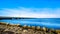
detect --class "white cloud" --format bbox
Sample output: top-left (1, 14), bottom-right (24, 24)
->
top-left (0, 7), bottom-right (60, 18)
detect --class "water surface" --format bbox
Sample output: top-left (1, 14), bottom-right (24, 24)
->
top-left (0, 18), bottom-right (60, 29)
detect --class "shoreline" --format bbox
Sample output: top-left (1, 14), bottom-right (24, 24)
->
top-left (0, 22), bottom-right (60, 34)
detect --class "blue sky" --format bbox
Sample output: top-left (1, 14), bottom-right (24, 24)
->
top-left (0, 0), bottom-right (60, 18)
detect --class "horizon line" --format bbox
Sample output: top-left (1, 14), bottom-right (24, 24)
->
top-left (0, 16), bottom-right (60, 18)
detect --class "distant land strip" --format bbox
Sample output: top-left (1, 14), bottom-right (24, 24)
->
top-left (0, 16), bottom-right (60, 20)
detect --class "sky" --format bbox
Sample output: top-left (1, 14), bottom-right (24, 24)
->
top-left (0, 0), bottom-right (60, 18)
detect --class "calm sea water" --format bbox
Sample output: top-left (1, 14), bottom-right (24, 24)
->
top-left (0, 18), bottom-right (60, 29)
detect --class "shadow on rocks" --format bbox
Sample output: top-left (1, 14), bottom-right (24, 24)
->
top-left (1, 31), bottom-right (15, 34)
top-left (0, 28), bottom-right (5, 34)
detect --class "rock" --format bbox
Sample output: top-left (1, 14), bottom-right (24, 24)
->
top-left (42, 27), bottom-right (46, 32)
top-left (36, 26), bottom-right (41, 30)
top-left (27, 25), bottom-right (31, 29)
top-left (23, 25), bottom-right (27, 29)
top-left (23, 29), bottom-right (28, 32)
top-left (0, 22), bottom-right (59, 34)
top-left (28, 29), bottom-right (35, 34)
top-left (31, 26), bottom-right (36, 30)
top-left (22, 30), bottom-right (28, 34)
top-left (2, 31), bottom-right (15, 34)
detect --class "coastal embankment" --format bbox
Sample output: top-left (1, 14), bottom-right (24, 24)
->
top-left (0, 22), bottom-right (60, 34)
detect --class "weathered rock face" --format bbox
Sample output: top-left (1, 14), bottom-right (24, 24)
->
top-left (0, 22), bottom-right (58, 34)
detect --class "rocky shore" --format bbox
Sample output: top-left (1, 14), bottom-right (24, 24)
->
top-left (0, 22), bottom-right (60, 34)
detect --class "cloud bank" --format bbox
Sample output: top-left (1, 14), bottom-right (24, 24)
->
top-left (0, 7), bottom-right (60, 18)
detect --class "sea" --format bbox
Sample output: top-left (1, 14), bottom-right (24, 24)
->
top-left (0, 18), bottom-right (60, 30)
